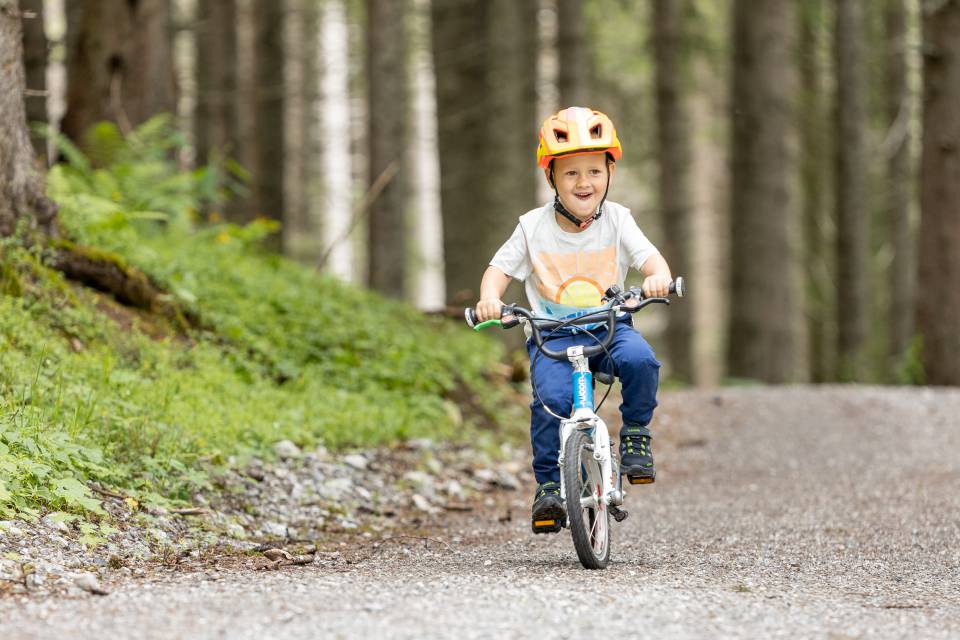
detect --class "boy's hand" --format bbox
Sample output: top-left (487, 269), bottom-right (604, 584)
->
top-left (476, 298), bottom-right (504, 322)
top-left (641, 275), bottom-right (671, 298)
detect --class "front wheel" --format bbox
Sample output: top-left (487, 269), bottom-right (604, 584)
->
top-left (563, 429), bottom-right (610, 569)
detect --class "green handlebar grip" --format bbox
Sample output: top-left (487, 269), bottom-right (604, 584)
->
top-left (473, 319), bottom-right (503, 331)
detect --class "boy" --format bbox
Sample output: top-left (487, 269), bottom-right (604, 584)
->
top-left (474, 107), bottom-right (672, 531)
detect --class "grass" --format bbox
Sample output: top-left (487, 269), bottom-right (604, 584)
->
top-left (0, 117), bottom-right (518, 519)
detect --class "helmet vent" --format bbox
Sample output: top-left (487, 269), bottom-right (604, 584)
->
top-left (590, 124), bottom-right (602, 139)
top-left (554, 129), bottom-right (568, 142)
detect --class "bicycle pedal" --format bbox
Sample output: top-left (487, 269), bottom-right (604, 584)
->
top-left (532, 517), bottom-right (565, 534)
top-left (626, 475), bottom-right (655, 485)
top-left (609, 505), bottom-right (628, 522)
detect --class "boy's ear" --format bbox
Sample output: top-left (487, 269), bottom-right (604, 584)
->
top-left (544, 167), bottom-right (554, 188)
top-left (608, 162), bottom-right (616, 180)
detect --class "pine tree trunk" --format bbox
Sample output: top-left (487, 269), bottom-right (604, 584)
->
top-left (252, 0), bottom-right (285, 249)
top-left (366, 0), bottom-right (408, 297)
top-left (432, 0), bottom-right (537, 305)
top-left (834, 0), bottom-right (869, 381)
top-left (483, 0), bottom-right (538, 255)
top-left (0, 1), bottom-right (57, 238)
top-left (432, 0), bottom-right (490, 304)
top-left (652, 0), bottom-right (693, 383)
top-left (727, 0), bottom-right (801, 383)
top-left (300, 0), bottom-right (322, 263)
top-left (194, 0), bottom-right (238, 172)
top-left (800, 0), bottom-right (834, 382)
top-left (62, 0), bottom-right (176, 141)
top-left (557, 0), bottom-right (589, 107)
top-left (20, 0), bottom-right (45, 160)
top-left (916, 0), bottom-right (960, 385)
top-left (885, 0), bottom-right (914, 377)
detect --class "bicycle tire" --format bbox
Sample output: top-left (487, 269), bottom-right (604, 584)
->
top-left (563, 429), bottom-right (611, 569)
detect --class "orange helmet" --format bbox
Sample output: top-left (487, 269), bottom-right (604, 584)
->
top-left (536, 107), bottom-right (623, 169)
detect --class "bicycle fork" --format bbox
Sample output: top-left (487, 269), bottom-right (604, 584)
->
top-left (557, 347), bottom-right (626, 520)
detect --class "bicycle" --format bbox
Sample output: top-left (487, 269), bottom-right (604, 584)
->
top-left (465, 278), bottom-right (684, 569)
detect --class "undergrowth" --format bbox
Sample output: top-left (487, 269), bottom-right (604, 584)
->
top-left (0, 116), bottom-right (516, 520)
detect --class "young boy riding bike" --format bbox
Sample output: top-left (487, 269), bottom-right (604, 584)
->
top-left (473, 107), bottom-right (673, 532)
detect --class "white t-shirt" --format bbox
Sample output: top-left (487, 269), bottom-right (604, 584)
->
top-left (490, 200), bottom-right (660, 322)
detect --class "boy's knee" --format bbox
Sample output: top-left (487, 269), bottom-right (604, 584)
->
top-left (618, 341), bottom-right (660, 374)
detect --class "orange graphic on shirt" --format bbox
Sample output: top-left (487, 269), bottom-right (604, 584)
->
top-left (533, 245), bottom-right (618, 308)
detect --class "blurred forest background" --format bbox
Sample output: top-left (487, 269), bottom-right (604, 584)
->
top-left (3, 0), bottom-right (959, 387)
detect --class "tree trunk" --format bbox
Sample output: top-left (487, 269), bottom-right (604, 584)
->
top-left (885, 0), bottom-right (915, 378)
top-left (252, 0), bottom-right (285, 249)
top-left (432, 0), bottom-right (537, 305)
top-left (432, 0), bottom-right (490, 304)
top-left (194, 0), bottom-right (238, 175)
top-left (0, 0), bottom-right (57, 237)
top-left (366, 0), bottom-right (408, 297)
top-left (652, 0), bottom-right (694, 383)
top-left (62, 0), bottom-right (176, 142)
top-left (834, 0), bottom-right (869, 381)
top-left (727, 0), bottom-right (801, 383)
top-left (20, 0), bottom-right (45, 160)
top-left (483, 0), bottom-right (538, 263)
top-left (557, 0), bottom-right (590, 107)
top-left (800, 0), bottom-right (834, 382)
top-left (916, 0), bottom-right (960, 385)
top-left (299, 0), bottom-right (322, 263)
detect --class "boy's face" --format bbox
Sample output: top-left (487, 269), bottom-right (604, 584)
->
top-left (547, 153), bottom-right (615, 219)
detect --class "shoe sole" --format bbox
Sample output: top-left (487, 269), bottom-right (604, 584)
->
top-left (622, 465), bottom-right (655, 485)
top-left (531, 501), bottom-right (566, 534)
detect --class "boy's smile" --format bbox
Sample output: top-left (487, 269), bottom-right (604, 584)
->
top-left (548, 153), bottom-right (615, 225)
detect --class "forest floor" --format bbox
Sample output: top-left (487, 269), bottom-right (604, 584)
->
top-left (2, 386), bottom-right (959, 639)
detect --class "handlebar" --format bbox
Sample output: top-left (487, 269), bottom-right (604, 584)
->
top-left (464, 277), bottom-right (685, 361)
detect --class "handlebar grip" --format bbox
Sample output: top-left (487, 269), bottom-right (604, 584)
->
top-left (464, 306), bottom-right (520, 330)
top-left (464, 307), bottom-right (478, 328)
top-left (671, 277), bottom-right (685, 298)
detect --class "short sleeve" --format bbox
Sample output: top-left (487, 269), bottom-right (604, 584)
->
top-left (489, 223), bottom-right (532, 281)
top-left (621, 211), bottom-right (660, 271)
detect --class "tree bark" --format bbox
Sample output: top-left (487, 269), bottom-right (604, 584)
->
top-left (557, 0), bottom-right (590, 107)
top-left (366, 0), bottom-right (408, 297)
top-left (727, 0), bottom-right (801, 383)
top-left (194, 0), bottom-right (238, 170)
top-left (432, 0), bottom-right (537, 305)
top-left (432, 0), bottom-right (490, 304)
top-left (800, 0), bottom-right (834, 382)
top-left (652, 0), bottom-right (694, 383)
top-left (0, 0), bottom-right (57, 237)
top-left (20, 0), bottom-right (45, 160)
top-left (917, 0), bottom-right (960, 385)
top-left (62, 0), bottom-right (176, 142)
top-left (252, 0), bottom-right (285, 248)
top-left (885, 0), bottom-right (915, 377)
top-left (834, 0), bottom-right (869, 381)
top-left (483, 0), bottom-right (538, 267)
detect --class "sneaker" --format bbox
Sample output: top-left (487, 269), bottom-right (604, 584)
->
top-left (620, 424), bottom-right (655, 484)
top-left (531, 481), bottom-right (565, 534)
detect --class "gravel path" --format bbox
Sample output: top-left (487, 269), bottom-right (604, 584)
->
top-left (3, 386), bottom-right (960, 639)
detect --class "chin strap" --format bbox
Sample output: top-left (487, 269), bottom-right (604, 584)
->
top-left (550, 165), bottom-right (612, 230)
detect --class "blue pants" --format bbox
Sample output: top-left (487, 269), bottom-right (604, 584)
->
top-left (526, 316), bottom-right (661, 485)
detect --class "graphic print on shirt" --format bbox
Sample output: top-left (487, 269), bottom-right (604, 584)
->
top-left (532, 245), bottom-right (618, 320)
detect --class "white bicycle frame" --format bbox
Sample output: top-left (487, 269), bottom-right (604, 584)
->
top-left (551, 345), bottom-right (624, 510)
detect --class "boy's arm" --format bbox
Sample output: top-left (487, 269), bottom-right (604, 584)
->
top-left (476, 266), bottom-right (513, 322)
top-left (639, 254), bottom-right (672, 298)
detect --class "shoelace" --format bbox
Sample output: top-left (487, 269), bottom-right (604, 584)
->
top-left (536, 482), bottom-right (561, 499)
top-left (624, 435), bottom-right (651, 457)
